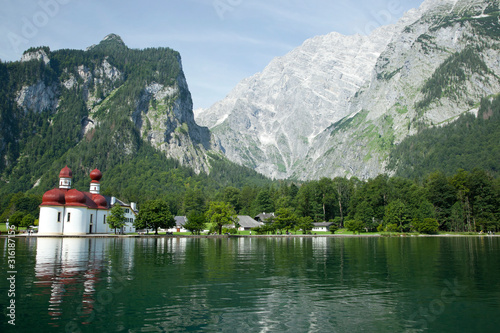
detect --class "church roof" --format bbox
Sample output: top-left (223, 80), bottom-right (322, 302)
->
top-left (41, 166), bottom-right (109, 209)
top-left (41, 189), bottom-right (109, 209)
top-left (41, 188), bottom-right (66, 206)
top-left (90, 168), bottom-right (102, 182)
top-left (59, 166), bottom-right (73, 178)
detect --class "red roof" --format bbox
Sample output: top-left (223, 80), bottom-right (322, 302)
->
top-left (40, 166), bottom-right (109, 209)
top-left (66, 189), bottom-right (87, 206)
top-left (41, 189), bottom-right (108, 209)
top-left (41, 188), bottom-right (66, 206)
top-left (59, 166), bottom-right (73, 178)
top-left (89, 168), bottom-right (102, 182)
top-left (93, 194), bottom-right (108, 209)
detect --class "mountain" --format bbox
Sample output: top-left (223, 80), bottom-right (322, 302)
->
top-left (196, 0), bottom-right (500, 180)
top-left (0, 34), bottom-right (229, 197)
top-left (387, 93), bottom-right (500, 179)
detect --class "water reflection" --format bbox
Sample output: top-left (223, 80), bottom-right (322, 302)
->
top-left (0, 236), bottom-right (499, 332)
top-left (32, 238), bottom-right (136, 330)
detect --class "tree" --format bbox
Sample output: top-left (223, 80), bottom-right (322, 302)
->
top-left (318, 177), bottom-right (337, 221)
top-left (384, 199), bottom-right (410, 232)
top-left (414, 218), bottom-right (439, 234)
top-left (449, 202), bottom-right (465, 232)
top-left (273, 207), bottom-right (297, 233)
top-left (184, 211), bottom-right (206, 235)
top-left (348, 175), bottom-right (389, 225)
top-left (425, 171), bottom-right (456, 224)
top-left (107, 204), bottom-right (126, 234)
top-left (135, 200), bottom-right (175, 235)
top-left (344, 219), bottom-right (364, 234)
top-left (450, 169), bottom-right (474, 230)
top-left (8, 211), bottom-right (25, 230)
top-left (468, 169), bottom-right (498, 232)
top-left (297, 216), bottom-right (314, 234)
top-left (15, 194), bottom-right (42, 218)
top-left (239, 186), bottom-right (258, 215)
top-left (205, 201), bottom-right (238, 235)
top-left (182, 187), bottom-right (205, 215)
top-left (295, 182), bottom-right (323, 220)
top-left (252, 222), bottom-right (276, 235)
top-left (333, 177), bottom-right (353, 227)
top-left (354, 200), bottom-right (376, 231)
top-left (223, 187), bottom-right (241, 212)
top-left (0, 193), bottom-right (41, 223)
top-left (21, 214), bottom-right (35, 229)
top-left (255, 190), bottom-right (273, 214)
top-left (329, 223), bottom-right (338, 234)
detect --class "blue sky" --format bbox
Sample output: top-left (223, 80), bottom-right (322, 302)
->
top-left (0, 0), bottom-right (424, 110)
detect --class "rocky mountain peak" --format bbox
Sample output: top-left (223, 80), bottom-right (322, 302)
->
top-left (21, 47), bottom-right (50, 64)
top-left (102, 33), bottom-right (125, 44)
top-left (87, 33), bottom-right (127, 53)
top-left (195, 4), bottom-right (415, 179)
top-left (196, 0), bottom-right (499, 180)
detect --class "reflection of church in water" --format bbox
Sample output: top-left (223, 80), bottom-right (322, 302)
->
top-left (34, 238), bottom-right (134, 327)
top-left (38, 166), bottom-right (137, 235)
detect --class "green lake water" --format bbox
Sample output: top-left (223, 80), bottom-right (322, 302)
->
top-left (1, 236), bottom-right (499, 332)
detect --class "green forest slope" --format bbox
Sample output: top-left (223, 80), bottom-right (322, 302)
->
top-left (389, 94), bottom-right (500, 179)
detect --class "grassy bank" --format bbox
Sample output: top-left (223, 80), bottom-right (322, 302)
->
top-left (0, 225), bottom-right (490, 237)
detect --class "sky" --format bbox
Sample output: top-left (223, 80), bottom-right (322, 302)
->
top-left (0, 0), bottom-right (425, 110)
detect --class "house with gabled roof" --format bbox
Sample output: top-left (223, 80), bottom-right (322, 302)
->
top-left (237, 215), bottom-right (263, 231)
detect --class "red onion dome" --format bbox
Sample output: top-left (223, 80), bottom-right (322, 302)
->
top-left (89, 168), bottom-right (102, 182)
top-left (93, 194), bottom-right (108, 209)
top-left (41, 189), bottom-right (66, 206)
top-left (65, 189), bottom-right (86, 205)
top-left (59, 166), bottom-right (73, 178)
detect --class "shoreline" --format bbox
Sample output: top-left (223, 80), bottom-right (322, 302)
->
top-left (1, 233), bottom-right (498, 239)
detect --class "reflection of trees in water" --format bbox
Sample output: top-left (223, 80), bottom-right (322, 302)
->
top-left (10, 237), bottom-right (499, 332)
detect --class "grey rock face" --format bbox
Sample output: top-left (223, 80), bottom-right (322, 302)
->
top-left (197, 28), bottom-right (399, 179)
top-left (16, 81), bottom-right (59, 114)
top-left (132, 61), bottom-right (217, 174)
top-left (21, 49), bottom-right (50, 64)
top-left (197, 0), bottom-right (500, 180)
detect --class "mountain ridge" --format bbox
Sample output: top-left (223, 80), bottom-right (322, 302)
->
top-left (196, 0), bottom-right (500, 180)
top-left (0, 34), bottom-right (223, 196)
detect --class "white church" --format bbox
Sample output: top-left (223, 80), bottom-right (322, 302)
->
top-left (38, 166), bottom-right (137, 235)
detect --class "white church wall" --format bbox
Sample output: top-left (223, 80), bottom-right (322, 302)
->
top-left (63, 207), bottom-right (88, 235)
top-left (38, 206), bottom-right (64, 235)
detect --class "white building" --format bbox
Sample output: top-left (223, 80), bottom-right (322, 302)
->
top-left (162, 216), bottom-right (188, 233)
top-left (312, 222), bottom-right (333, 232)
top-left (38, 166), bottom-right (137, 235)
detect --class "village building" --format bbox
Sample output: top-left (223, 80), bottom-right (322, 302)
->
top-left (312, 222), bottom-right (333, 232)
top-left (38, 166), bottom-right (137, 235)
top-left (254, 212), bottom-right (274, 223)
top-left (165, 216), bottom-right (189, 233)
top-left (237, 216), bottom-right (263, 231)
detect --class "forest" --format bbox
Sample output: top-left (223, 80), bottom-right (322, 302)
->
top-left (2, 167), bottom-right (498, 234)
top-left (389, 94), bottom-right (500, 179)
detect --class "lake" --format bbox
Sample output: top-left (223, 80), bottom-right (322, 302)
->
top-left (1, 236), bottom-right (499, 332)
